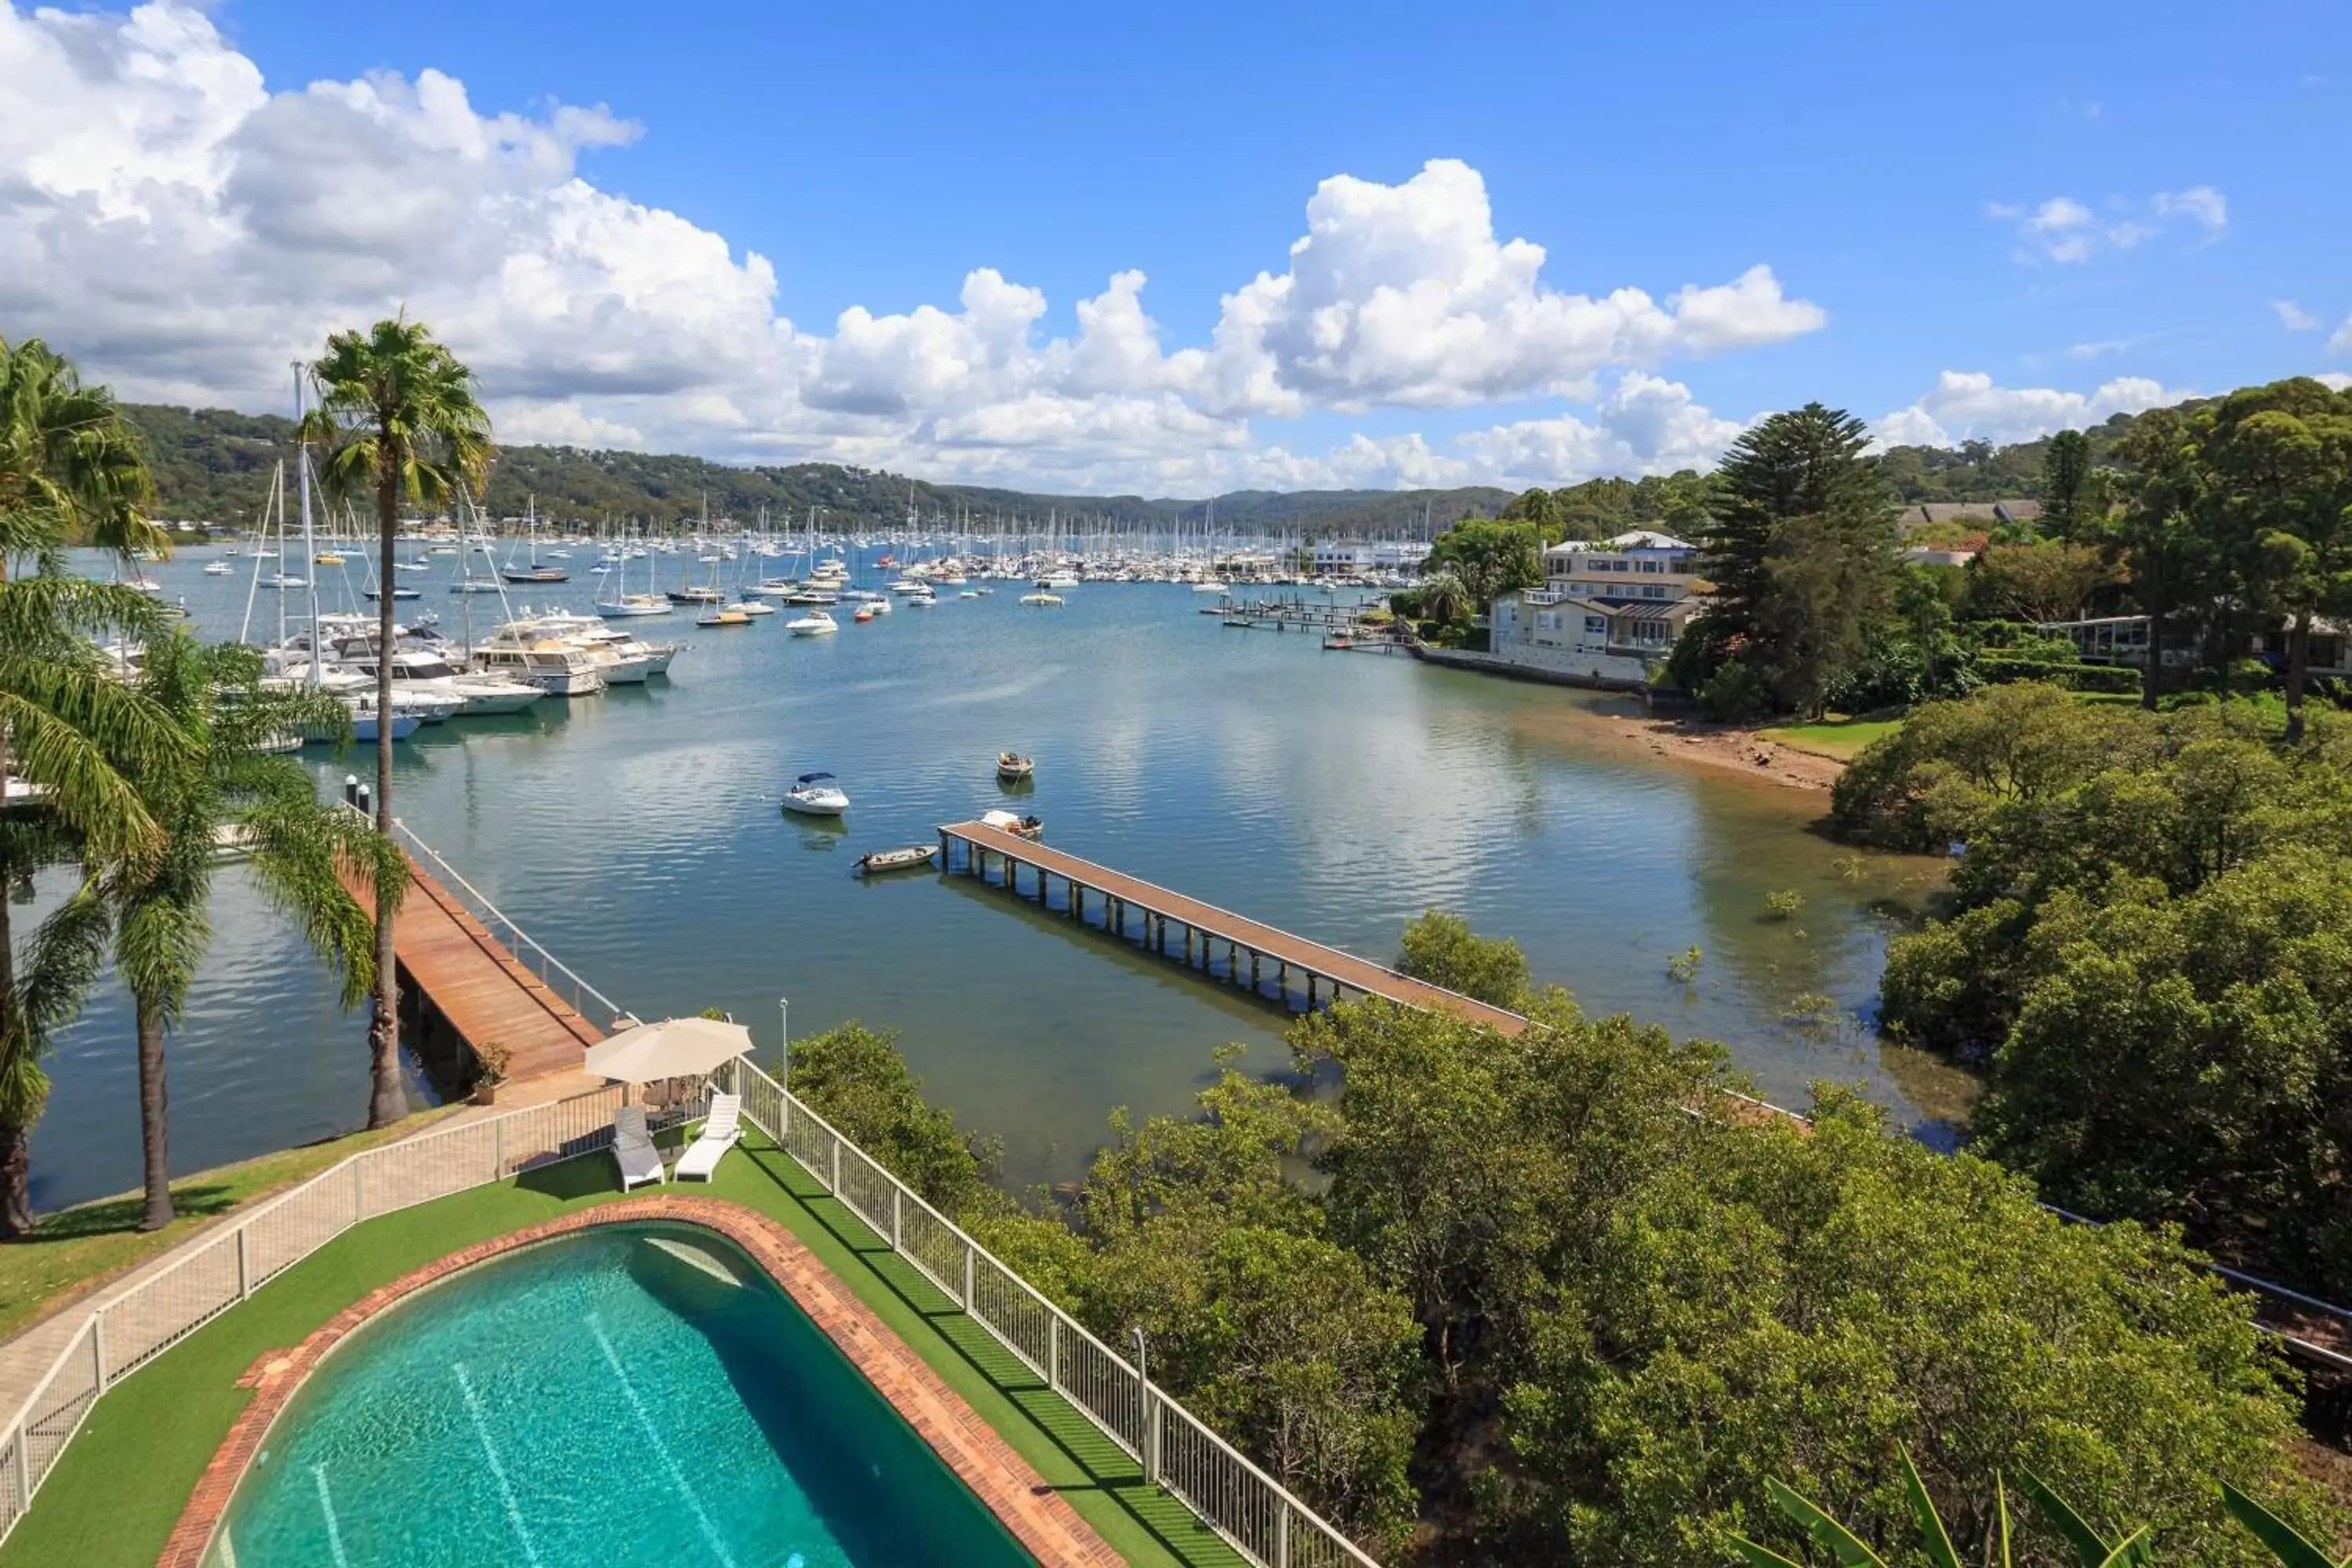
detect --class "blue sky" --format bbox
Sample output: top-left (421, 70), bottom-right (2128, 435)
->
top-left (2, 0), bottom-right (2346, 493)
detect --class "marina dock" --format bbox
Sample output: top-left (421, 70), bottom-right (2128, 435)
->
top-left (935, 820), bottom-right (1526, 1033)
top-left (342, 829), bottom-right (608, 1086)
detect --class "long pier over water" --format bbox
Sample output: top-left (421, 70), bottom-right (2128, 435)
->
top-left (938, 818), bottom-right (1527, 1032)
top-left (935, 818), bottom-right (2352, 1377)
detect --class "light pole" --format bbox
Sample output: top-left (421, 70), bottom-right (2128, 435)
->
top-left (777, 995), bottom-right (790, 1087)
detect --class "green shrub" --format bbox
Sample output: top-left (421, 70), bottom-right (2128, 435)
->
top-left (1976, 656), bottom-right (2140, 693)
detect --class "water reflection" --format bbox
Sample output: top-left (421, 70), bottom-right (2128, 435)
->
top-left (31, 553), bottom-right (1951, 1209)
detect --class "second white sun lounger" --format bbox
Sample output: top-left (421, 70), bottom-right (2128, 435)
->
top-left (673, 1092), bottom-right (741, 1181)
top-left (612, 1104), bottom-right (665, 1190)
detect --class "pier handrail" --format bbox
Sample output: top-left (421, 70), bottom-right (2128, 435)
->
top-left (385, 816), bottom-right (626, 1025)
top-left (718, 1051), bottom-right (1381, 1568)
top-left (0, 1083), bottom-right (629, 1548)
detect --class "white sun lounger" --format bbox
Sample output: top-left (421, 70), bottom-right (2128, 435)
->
top-left (673, 1092), bottom-right (741, 1181)
top-left (612, 1104), bottom-right (666, 1190)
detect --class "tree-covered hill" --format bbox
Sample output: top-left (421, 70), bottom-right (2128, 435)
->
top-left (125, 395), bottom-right (2194, 535)
top-left (123, 402), bottom-right (1509, 535)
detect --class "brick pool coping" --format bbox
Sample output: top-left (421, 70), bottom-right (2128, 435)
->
top-left (157, 1196), bottom-right (1125, 1567)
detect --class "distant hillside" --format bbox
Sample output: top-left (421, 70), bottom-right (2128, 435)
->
top-left (124, 404), bottom-right (1508, 536)
top-left (124, 396), bottom-right (2196, 535)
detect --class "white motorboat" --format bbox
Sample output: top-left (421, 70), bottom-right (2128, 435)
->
top-left (787, 610), bottom-right (838, 637)
top-left (732, 598), bottom-right (778, 617)
top-left (980, 808), bottom-right (1044, 840)
top-left (782, 771), bottom-right (849, 816)
top-left (203, 561), bottom-right (233, 576)
top-left (1192, 580), bottom-right (1229, 593)
top-left (470, 637), bottom-right (607, 696)
top-left (1019, 592), bottom-right (1064, 607)
top-left (340, 648), bottom-right (544, 717)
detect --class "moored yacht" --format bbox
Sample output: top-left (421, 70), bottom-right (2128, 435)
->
top-left (782, 771), bottom-right (849, 815)
top-left (470, 632), bottom-right (607, 695)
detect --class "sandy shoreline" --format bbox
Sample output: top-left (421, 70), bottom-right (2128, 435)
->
top-left (1509, 696), bottom-right (1851, 793)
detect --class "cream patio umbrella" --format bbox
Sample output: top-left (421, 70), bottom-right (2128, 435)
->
top-left (585, 1016), bottom-right (754, 1104)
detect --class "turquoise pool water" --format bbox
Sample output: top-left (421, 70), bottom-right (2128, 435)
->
top-left (206, 1224), bottom-right (1032, 1567)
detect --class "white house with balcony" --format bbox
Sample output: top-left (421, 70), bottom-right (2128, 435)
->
top-left (1484, 529), bottom-right (1708, 685)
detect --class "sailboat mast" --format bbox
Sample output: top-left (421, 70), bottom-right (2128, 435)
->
top-left (294, 362), bottom-right (321, 690)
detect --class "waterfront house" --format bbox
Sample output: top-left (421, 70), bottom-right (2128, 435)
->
top-left (1485, 529), bottom-right (1708, 685)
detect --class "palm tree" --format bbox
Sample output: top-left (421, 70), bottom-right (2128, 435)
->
top-left (40, 635), bottom-right (399, 1229)
top-left (1416, 570), bottom-right (1473, 629)
top-left (302, 318), bottom-right (492, 1128)
top-left (0, 335), bottom-right (189, 1237)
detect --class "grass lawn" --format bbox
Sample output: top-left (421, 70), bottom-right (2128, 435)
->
top-left (0, 1131), bottom-right (1240, 1568)
top-left (1758, 715), bottom-right (1907, 760)
top-left (0, 1105), bottom-right (468, 1345)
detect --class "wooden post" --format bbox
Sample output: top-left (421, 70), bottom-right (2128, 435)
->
top-left (1308, 972), bottom-right (1319, 1007)
top-left (1185, 925), bottom-right (1194, 966)
top-left (1251, 949), bottom-right (1261, 989)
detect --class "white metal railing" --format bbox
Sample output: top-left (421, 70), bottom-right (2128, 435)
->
top-left (717, 1054), bottom-right (1380, 1568)
top-left (385, 817), bottom-right (627, 1026)
top-left (0, 1084), bottom-right (627, 1547)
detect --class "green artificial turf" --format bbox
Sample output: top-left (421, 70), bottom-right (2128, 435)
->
top-left (2, 1131), bottom-right (1240, 1568)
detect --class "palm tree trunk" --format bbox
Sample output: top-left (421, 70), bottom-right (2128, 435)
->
top-left (367, 460), bottom-right (403, 1128)
top-left (0, 891), bottom-right (31, 1240)
top-left (0, 542), bottom-right (27, 1240)
top-left (2285, 606), bottom-right (2312, 744)
top-left (136, 996), bottom-right (172, 1230)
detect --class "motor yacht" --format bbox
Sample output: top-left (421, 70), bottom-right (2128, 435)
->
top-left (787, 609), bottom-right (839, 636)
top-left (339, 646), bottom-right (545, 716)
top-left (469, 633), bottom-right (607, 696)
top-left (782, 771), bottom-right (849, 815)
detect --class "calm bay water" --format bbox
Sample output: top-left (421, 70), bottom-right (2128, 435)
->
top-left (27, 549), bottom-right (1958, 1211)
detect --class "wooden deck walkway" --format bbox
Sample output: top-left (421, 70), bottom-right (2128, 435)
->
top-left (342, 851), bottom-right (604, 1084)
top-left (937, 820), bottom-right (1528, 1034)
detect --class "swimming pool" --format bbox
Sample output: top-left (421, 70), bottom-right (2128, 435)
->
top-left (204, 1223), bottom-right (1033, 1566)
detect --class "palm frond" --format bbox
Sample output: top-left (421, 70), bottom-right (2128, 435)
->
top-left (242, 800), bottom-right (385, 1007)
top-left (0, 882), bottom-right (115, 1120)
top-left (2220, 1483), bottom-right (2344, 1568)
top-left (1765, 1479), bottom-right (1889, 1568)
top-left (1897, 1446), bottom-right (1962, 1568)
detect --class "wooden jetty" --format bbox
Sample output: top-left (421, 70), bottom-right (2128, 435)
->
top-left (340, 848), bottom-right (604, 1085)
top-left (936, 819), bottom-right (1526, 1033)
top-left (935, 819), bottom-right (2352, 1374)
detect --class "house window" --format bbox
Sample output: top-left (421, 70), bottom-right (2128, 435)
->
top-left (1644, 584), bottom-right (1666, 599)
top-left (1584, 615), bottom-right (1607, 633)
top-left (1638, 559), bottom-right (1661, 572)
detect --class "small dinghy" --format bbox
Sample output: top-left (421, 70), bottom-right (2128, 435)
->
top-left (858, 844), bottom-right (940, 875)
top-left (996, 751), bottom-right (1033, 782)
top-left (981, 808), bottom-right (1044, 841)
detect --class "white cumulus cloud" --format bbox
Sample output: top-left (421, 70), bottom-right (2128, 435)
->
top-left (0, 2), bottom-right (1829, 494)
top-left (2275, 300), bottom-right (2321, 332)
top-left (1875, 370), bottom-right (2194, 448)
